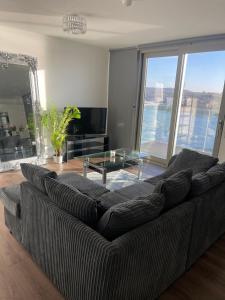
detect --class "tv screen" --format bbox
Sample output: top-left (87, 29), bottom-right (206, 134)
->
top-left (67, 107), bottom-right (107, 135)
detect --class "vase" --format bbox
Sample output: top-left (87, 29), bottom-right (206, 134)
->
top-left (53, 155), bottom-right (63, 164)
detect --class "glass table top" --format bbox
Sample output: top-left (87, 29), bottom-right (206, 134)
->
top-left (75, 148), bottom-right (148, 171)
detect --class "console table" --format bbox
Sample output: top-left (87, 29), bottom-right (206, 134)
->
top-left (65, 135), bottom-right (109, 161)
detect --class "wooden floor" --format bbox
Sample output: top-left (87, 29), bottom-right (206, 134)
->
top-left (0, 160), bottom-right (225, 300)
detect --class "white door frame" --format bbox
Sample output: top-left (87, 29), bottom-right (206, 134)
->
top-left (213, 81), bottom-right (225, 156)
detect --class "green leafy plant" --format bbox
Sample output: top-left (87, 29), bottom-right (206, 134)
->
top-left (41, 105), bottom-right (81, 157)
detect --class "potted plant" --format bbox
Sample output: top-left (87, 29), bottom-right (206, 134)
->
top-left (41, 105), bottom-right (81, 163)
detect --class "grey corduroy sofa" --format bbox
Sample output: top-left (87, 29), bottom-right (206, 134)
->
top-left (1, 148), bottom-right (225, 300)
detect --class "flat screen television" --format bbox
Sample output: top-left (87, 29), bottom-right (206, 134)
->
top-left (66, 107), bottom-right (107, 135)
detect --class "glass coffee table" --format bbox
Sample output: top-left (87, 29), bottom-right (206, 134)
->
top-left (76, 148), bottom-right (148, 184)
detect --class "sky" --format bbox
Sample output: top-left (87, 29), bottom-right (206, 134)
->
top-left (146, 51), bottom-right (225, 94)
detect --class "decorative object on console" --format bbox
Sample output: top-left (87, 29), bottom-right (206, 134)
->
top-left (63, 14), bottom-right (87, 34)
top-left (41, 105), bottom-right (81, 163)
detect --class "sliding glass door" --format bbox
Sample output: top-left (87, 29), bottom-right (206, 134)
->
top-left (175, 51), bottom-right (225, 155)
top-left (139, 55), bottom-right (179, 160)
top-left (138, 49), bottom-right (225, 164)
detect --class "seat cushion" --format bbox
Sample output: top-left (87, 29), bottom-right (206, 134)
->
top-left (45, 177), bottom-right (98, 226)
top-left (154, 169), bottom-right (193, 211)
top-left (191, 163), bottom-right (225, 196)
top-left (164, 149), bottom-right (218, 176)
top-left (97, 193), bottom-right (165, 240)
top-left (57, 172), bottom-right (109, 200)
top-left (20, 163), bottom-right (57, 193)
top-left (97, 192), bottom-right (130, 215)
top-left (0, 184), bottom-right (21, 217)
top-left (116, 182), bottom-right (155, 199)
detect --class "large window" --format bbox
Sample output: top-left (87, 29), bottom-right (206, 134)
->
top-left (139, 47), bottom-right (225, 164)
top-left (140, 56), bottom-right (178, 159)
top-left (176, 51), bottom-right (225, 154)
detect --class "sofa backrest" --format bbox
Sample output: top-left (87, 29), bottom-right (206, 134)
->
top-left (165, 148), bottom-right (218, 177)
top-left (190, 163), bottom-right (225, 196)
top-left (187, 180), bottom-right (225, 268)
top-left (45, 177), bottom-right (98, 227)
top-left (20, 163), bottom-right (57, 193)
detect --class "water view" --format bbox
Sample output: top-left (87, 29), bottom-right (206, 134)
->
top-left (141, 103), bottom-right (218, 156)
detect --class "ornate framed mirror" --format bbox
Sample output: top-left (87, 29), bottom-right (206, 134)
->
top-left (0, 51), bottom-right (44, 172)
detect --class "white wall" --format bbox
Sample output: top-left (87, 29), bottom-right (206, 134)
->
top-left (0, 25), bottom-right (109, 110)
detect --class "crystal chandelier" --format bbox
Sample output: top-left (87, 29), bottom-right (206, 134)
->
top-left (121, 0), bottom-right (133, 6)
top-left (63, 14), bottom-right (87, 34)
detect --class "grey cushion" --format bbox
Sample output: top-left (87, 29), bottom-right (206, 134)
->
top-left (97, 193), bottom-right (165, 240)
top-left (0, 184), bottom-right (21, 217)
top-left (168, 154), bottom-right (178, 166)
top-left (97, 192), bottom-right (130, 215)
top-left (57, 172), bottom-right (109, 200)
top-left (154, 169), bottom-right (193, 211)
top-left (191, 163), bottom-right (225, 196)
top-left (165, 149), bottom-right (218, 176)
top-left (116, 182), bottom-right (155, 199)
top-left (20, 163), bottom-right (57, 193)
top-left (45, 177), bottom-right (98, 226)
top-left (144, 173), bottom-right (166, 185)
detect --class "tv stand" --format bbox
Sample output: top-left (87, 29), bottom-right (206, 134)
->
top-left (65, 135), bottom-right (109, 161)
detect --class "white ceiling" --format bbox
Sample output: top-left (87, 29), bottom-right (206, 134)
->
top-left (0, 0), bottom-right (225, 49)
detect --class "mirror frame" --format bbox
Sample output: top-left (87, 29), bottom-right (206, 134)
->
top-left (0, 51), bottom-right (44, 170)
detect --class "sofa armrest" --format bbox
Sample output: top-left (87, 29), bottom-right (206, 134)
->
top-left (111, 202), bottom-right (194, 299)
top-left (20, 182), bottom-right (118, 300)
top-left (187, 182), bottom-right (225, 268)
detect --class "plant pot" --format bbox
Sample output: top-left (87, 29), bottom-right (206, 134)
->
top-left (53, 155), bottom-right (63, 164)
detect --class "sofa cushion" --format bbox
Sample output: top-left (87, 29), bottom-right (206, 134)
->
top-left (191, 163), bottom-right (225, 196)
top-left (168, 154), bottom-right (178, 166)
top-left (20, 163), bottom-right (57, 193)
top-left (97, 192), bottom-right (130, 215)
top-left (97, 193), bottom-right (165, 240)
top-left (0, 184), bottom-right (21, 217)
top-left (164, 149), bottom-right (218, 176)
top-left (115, 182), bottom-right (155, 199)
top-left (57, 172), bottom-right (109, 200)
top-left (154, 169), bottom-right (193, 211)
top-left (144, 173), bottom-right (166, 185)
top-left (45, 177), bottom-right (98, 226)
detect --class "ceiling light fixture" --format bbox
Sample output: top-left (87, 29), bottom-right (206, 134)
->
top-left (121, 0), bottom-right (133, 6)
top-left (63, 14), bottom-right (87, 34)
